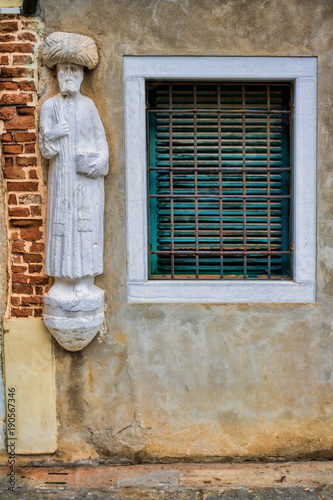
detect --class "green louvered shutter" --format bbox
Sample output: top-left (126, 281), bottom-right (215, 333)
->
top-left (147, 82), bottom-right (292, 279)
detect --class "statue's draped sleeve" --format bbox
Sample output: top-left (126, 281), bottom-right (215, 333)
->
top-left (90, 100), bottom-right (109, 176)
top-left (39, 99), bottom-right (60, 159)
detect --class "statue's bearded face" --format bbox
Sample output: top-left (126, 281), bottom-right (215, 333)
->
top-left (56, 62), bottom-right (84, 96)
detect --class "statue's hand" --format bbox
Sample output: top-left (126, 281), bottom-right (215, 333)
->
top-left (49, 121), bottom-right (69, 140)
top-left (85, 164), bottom-right (100, 179)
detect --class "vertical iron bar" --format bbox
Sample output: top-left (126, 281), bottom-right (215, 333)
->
top-left (218, 84), bottom-right (223, 278)
top-left (242, 85), bottom-right (247, 278)
top-left (267, 85), bottom-right (271, 278)
top-left (194, 85), bottom-right (199, 278)
top-left (169, 84), bottom-right (175, 278)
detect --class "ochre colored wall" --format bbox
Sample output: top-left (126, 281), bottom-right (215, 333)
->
top-left (4, 0), bottom-right (333, 462)
top-left (0, 1), bottom-right (21, 7)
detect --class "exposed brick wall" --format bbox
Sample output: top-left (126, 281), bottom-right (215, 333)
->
top-left (1, 14), bottom-right (50, 318)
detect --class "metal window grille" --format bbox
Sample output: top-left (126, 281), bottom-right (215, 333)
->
top-left (147, 82), bottom-right (292, 280)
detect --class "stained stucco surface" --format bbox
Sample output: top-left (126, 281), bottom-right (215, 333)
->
top-left (36, 0), bottom-right (333, 462)
top-left (0, 129), bottom-right (8, 453)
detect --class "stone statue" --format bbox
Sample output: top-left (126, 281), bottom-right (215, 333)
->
top-left (40, 32), bottom-right (108, 351)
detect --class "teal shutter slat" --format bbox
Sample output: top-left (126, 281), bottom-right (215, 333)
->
top-left (147, 83), bottom-right (292, 279)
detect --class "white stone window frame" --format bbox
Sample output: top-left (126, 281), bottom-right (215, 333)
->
top-left (124, 56), bottom-right (317, 303)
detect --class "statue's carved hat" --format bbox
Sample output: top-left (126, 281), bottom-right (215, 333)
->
top-left (43, 32), bottom-right (99, 70)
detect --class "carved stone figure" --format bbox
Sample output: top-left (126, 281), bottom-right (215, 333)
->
top-left (40, 32), bottom-right (108, 351)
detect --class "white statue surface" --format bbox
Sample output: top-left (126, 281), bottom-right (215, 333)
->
top-left (40, 32), bottom-right (108, 351)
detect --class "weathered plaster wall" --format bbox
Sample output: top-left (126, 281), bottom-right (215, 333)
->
top-left (0, 0), bottom-right (21, 7)
top-left (38, 0), bottom-right (333, 462)
top-left (0, 152), bottom-right (7, 452)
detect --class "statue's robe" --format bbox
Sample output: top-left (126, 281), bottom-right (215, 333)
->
top-left (40, 92), bottom-right (109, 278)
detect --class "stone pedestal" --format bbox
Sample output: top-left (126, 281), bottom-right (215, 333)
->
top-left (44, 279), bottom-right (104, 351)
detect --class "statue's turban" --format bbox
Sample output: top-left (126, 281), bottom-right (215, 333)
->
top-left (43, 32), bottom-right (99, 70)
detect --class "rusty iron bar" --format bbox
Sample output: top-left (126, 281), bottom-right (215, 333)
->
top-left (150, 250), bottom-right (292, 255)
top-left (169, 84), bottom-right (175, 278)
top-left (149, 194), bottom-right (290, 199)
top-left (242, 85), bottom-right (247, 278)
top-left (148, 109), bottom-right (291, 114)
top-left (193, 85), bottom-right (199, 278)
top-left (267, 85), bottom-right (272, 278)
top-left (218, 84), bottom-right (224, 278)
top-left (148, 81), bottom-right (291, 86)
top-left (148, 167), bottom-right (291, 172)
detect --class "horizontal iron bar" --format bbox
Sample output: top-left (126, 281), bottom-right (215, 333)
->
top-left (149, 194), bottom-right (290, 199)
top-left (149, 109), bottom-right (291, 114)
top-left (149, 167), bottom-right (291, 172)
top-left (150, 250), bottom-right (291, 255)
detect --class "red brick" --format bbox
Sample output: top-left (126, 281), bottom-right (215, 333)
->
top-left (21, 296), bottom-right (43, 305)
top-left (3, 144), bottom-right (23, 154)
top-left (0, 82), bottom-right (19, 91)
top-left (5, 116), bottom-right (35, 130)
top-left (21, 20), bottom-right (35, 29)
top-left (30, 205), bottom-right (41, 215)
top-left (1, 133), bottom-right (13, 142)
top-left (0, 14), bottom-right (18, 19)
top-left (11, 297), bottom-right (21, 306)
top-left (28, 264), bottom-right (42, 273)
top-left (4, 167), bottom-right (26, 180)
top-left (16, 156), bottom-right (37, 166)
top-left (34, 286), bottom-right (43, 295)
top-left (18, 32), bottom-right (37, 42)
top-left (19, 81), bottom-right (36, 91)
top-left (7, 181), bottom-right (38, 191)
top-left (1, 21), bottom-right (18, 33)
top-left (23, 253), bottom-right (43, 263)
top-left (8, 193), bottom-right (17, 205)
top-left (17, 106), bottom-right (35, 116)
top-left (12, 283), bottom-right (33, 294)
top-left (19, 193), bottom-right (42, 204)
top-left (29, 169), bottom-right (38, 179)
top-left (12, 273), bottom-right (29, 283)
top-left (12, 308), bottom-right (33, 317)
top-left (0, 93), bottom-right (32, 105)
top-left (0, 43), bottom-right (34, 53)
top-left (30, 242), bottom-right (44, 252)
top-left (20, 227), bottom-right (43, 241)
top-left (12, 254), bottom-right (22, 264)
top-left (25, 144), bottom-right (36, 154)
top-left (13, 54), bottom-right (33, 65)
top-left (0, 67), bottom-right (30, 78)
top-left (33, 308), bottom-right (43, 317)
top-left (9, 207), bottom-right (30, 217)
top-left (4, 157), bottom-right (14, 168)
top-left (12, 240), bottom-right (26, 252)
top-left (0, 55), bottom-right (9, 65)
top-left (12, 265), bottom-right (27, 273)
top-left (11, 218), bottom-right (41, 227)
top-left (0, 34), bottom-right (15, 42)
top-left (14, 132), bottom-right (36, 142)
top-left (29, 276), bottom-right (49, 285)
top-left (10, 232), bottom-right (19, 241)
top-left (0, 107), bottom-right (15, 120)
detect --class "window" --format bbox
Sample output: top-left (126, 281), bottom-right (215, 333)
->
top-left (124, 57), bottom-right (317, 303)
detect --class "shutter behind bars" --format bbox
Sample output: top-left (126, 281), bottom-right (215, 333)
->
top-left (147, 82), bottom-right (292, 279)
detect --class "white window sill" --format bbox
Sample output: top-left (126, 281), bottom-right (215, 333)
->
top-left (127, 280), bottom-right (315, 303)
